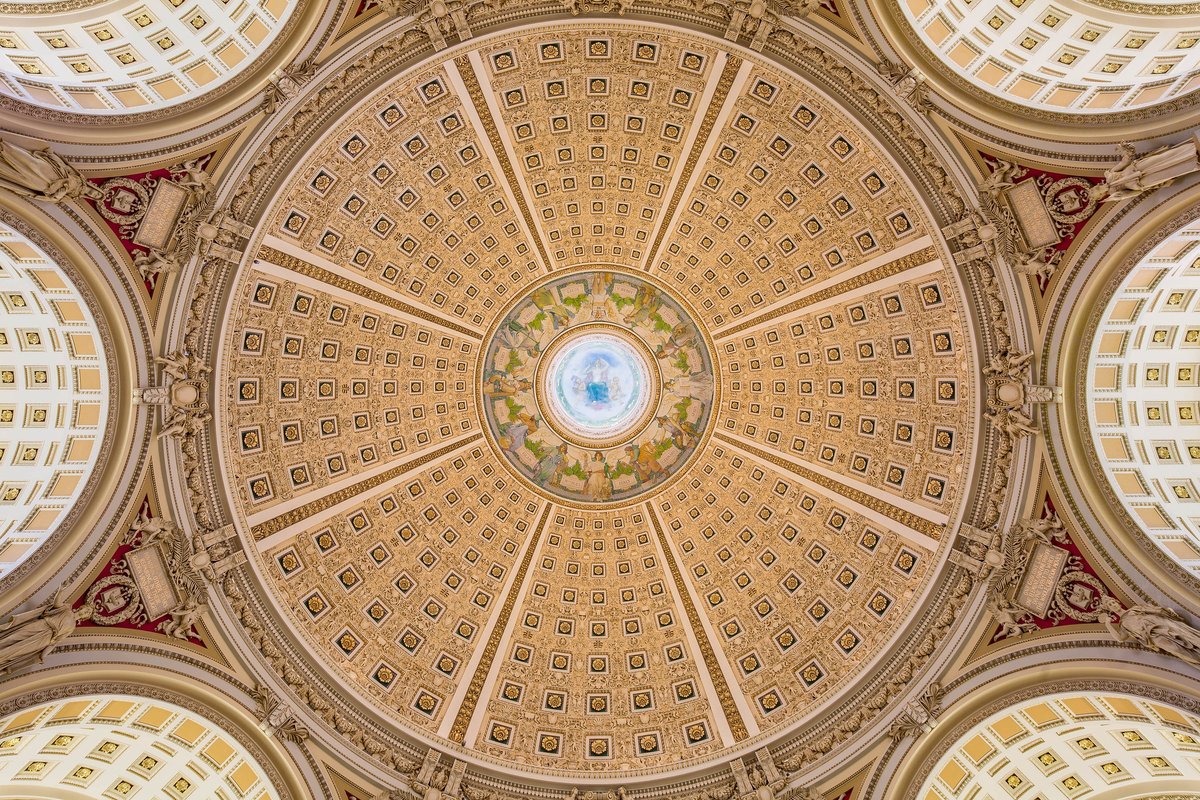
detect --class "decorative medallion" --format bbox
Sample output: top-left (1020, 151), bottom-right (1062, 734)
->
top-left (480, 270), bottom-right (714, 504)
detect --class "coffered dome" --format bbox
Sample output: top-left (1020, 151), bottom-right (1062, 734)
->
top-left (0, 221), bottom-right (110, 579)
top-left (1087, 216), bottom-right (1200, 576)
top-left (0, 0), bottom-right (299, 114)
top-left (216, 22), bottom-right (979, 775)
top-left (5, 2), bottom-right (1200, 800)
top-left (891, 0), bottom-right (1200, 113)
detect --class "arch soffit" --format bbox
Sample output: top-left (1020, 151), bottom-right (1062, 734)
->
top-left (861, 0), bottom-right (1200, 141)
top-left (1043, 182), bottom-right (1200, 612)
top-left (0, 196), bottom-right (149, 612)
top-left (883, 661), bottom-right (1200, 800)
top-left (0, 672), bottom-right (312, 800)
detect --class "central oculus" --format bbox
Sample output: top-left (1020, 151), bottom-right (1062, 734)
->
top-left (538, 327), bottom-right (658, 448)
top-left (479, 270), bottom-right (715, 505)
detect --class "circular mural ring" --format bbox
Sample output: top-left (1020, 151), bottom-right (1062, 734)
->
top-left (479, 269), bottom-right (715, 505)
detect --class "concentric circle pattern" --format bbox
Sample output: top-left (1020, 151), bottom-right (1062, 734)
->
top-left (483, 271), bottom-right (712, 504)
top-left (220, 23), bottom-right (977, 773)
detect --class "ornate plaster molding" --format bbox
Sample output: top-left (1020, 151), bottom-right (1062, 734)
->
top-left (153, 2), bottom-right (1022, 792)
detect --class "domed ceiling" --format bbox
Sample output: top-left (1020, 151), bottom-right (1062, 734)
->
top-left (1087, 216), bottom-right (1200, 577)
top-left (0, 0), bottom-right (299, 114)
top-left (0, 221), bottom-right (110, 579)
top-left (217, 22), bottom-right (978, 775)
top-left (894, 0), bottom-right (1200, 113)
top-left (914, 691), bottom-right (1200, 800)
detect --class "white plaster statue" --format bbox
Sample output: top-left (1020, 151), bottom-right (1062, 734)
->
top-left (0, 139), bottom-right (104, 203)
top-left (177, 158), bottom-right (215, 197)
top-left (1095, 138), bottom-right (1200, 203)
top-left (156, 351), bottom-right (212, 382)
top-left (984, 350), bottom-right (1034, 382)
top-left (1009, 246), bottom-right (1060, 283)
top-left (158, 406), bottom-right (210, 440)
top-left (130, 508), bottom-right (179, 546)
top-left (158, 597), bottom-right (202, 640)
top-left (1100, 597), bottom-right (1200, 667)
top-left (0, 590), bottom-right (93, 675)
top-left (1020, 513), bottom-right (1066, 546)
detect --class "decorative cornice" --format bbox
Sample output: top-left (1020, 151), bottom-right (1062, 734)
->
top-left (162, 6), bottom-right (1014, 791)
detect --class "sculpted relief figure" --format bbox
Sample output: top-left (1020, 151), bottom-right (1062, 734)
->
top-left (986, 405), bottom-right (1039, 439)
top-left (1094, 138), bottom-right (1200, 203)
top-left (978, 158), bottom-right (1023, 195)
top-left (132, 247), bottom-right (182, 281)
top-left (986, 350), bottom-right (1054, 408)
top-left (1100, 597), bottom-right (1200, 667)
top-left (0, 138), bottom-right (104, 204)
top-left (988, 595), bottom-right (1037, 641)
top-left (0, 589), bottom-right (93, 675)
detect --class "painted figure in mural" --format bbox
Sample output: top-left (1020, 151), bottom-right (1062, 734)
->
top-left (583, 452), bottom-right (613, 501)
top-left (589, 272), bottom-right (615, 299)
top-left (584, 358), bottom-right (612, 403)
top-left (656, 414), bottom-right (700, 451)
top-left (483, 372), bottom-right (532, 398)
top-left (531, 287), bottom-right (573, 330)
top-left (623, 442), bottom-right (664, 483)
top-left (572, 357), bottom-right (623, 406)
top-left (499, 412), bottom-right (538, 456)
top-left (534, 443), bottom-right (570, 486)
top-left (497, 319), bottom-right (542, 358)
top-left (656, 322), bottom-right (697, 362)
top-left (586, 272), bottom-right (618, 318)
top-left (664, 370), bottom-right (715, 397)
top-left (623, 284), bottom-right (660, 328)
